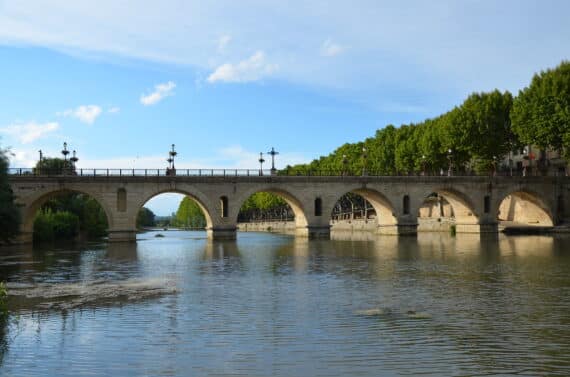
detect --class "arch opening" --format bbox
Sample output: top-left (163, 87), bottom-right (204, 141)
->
top-left (417, 189), bottom-right (478, 232)
top-left (330, 189), bottom-right (397, 231)
top-left (237, 189), bottom-right (307, 231)
top-left (497, 191), bottom-right (554, 227)
top-left (24, 189), bottom-right (110, 243)
top-left (139, 191), bottom-right (212, 231)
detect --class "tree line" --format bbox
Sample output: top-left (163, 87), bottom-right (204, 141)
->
top-left (283, 61), bottom-right (570, 176)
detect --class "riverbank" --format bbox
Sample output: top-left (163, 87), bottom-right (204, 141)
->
top-left (238, 219), bottom-right (570, 234)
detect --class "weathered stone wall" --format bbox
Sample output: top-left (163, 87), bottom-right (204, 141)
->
top-left (498, 194), bottom-right (554, 225)
top-left (8, 175), bottom-right (568, 243)
top-left (237, 221), bottom-right (296, 232)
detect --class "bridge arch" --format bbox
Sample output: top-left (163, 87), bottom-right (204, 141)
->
top-left (327, 187), bottom-right (398, 226)
top-left (496, 189), bottom-right (554, 226)
top-left (416, 187), bottom-right (479, 225)
top-left (134, 188), bottom-right (215, 229)
top-left (235, 187), bottom-right (308, 228)
top-left (20, 188), bottom-right (113, 238)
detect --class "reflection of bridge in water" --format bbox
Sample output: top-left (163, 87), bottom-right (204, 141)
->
top-left (8, 169), bottom-right (569, 243)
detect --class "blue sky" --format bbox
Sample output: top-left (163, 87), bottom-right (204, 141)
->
top-left (1, 0), bottom-right (569, 214)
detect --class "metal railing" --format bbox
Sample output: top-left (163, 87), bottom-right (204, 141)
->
top-left (7, 167), bottom-right (568, 177)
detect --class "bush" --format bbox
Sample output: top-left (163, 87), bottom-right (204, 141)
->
top-left (33, 209), bottom-right (80, 242)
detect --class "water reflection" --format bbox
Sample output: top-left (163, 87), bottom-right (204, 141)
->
top-left (0, 230), bottom-right (569, 376)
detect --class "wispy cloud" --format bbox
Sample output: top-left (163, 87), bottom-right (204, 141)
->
top-left (217, 34), bottom-right (231, 52)
top-left (58, 105), bottom-right (103, 124)
top-left (320, 39), bottom-right (344, 57)
top-left (207, 51), bottom-right (278, 83)
top-left (0, 121), bottom-right (59, 144)
top-left (140, 81), bottom-right (176, 105)
top-left (108, 106), bottom-right (120, 114)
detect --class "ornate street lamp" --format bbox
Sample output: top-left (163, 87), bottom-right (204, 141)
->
top-left (447, 149), bottom-right (453, 177)
top-left (166, 144), bottom-right (177, 176)
top-left (268, 147), bottom-right (279, 175)
top-left (38, 150), bottom-right (43, 174)
top-left (169, 144), bottom-right (177, 170)
top-left (61, 142), bottom-right (69, 162)
top-left (362, 147), bottom-right (368, 176)
top-left (258, 152), bottom-right (265, 175)
top-left (523, 147), bottom-right (528, 177)
top-left (70, 150), bottom-right (79, 171)
top-left (342, 154), bottom-right (348, 176)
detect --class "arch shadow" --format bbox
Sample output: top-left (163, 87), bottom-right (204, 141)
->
top-left (329, 188), bottom-right (397, 226)
top-left (496, 189), bottom-right (554, 226)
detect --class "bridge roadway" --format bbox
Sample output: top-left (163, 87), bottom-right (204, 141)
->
top-left (8, 172), bottom-right (569, 243)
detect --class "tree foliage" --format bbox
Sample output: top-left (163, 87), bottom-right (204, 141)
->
top-left (0, 147), bottom-right (21, 243)
top-left (512, 61), bottom-right (570, 157)
top-left (34, 209), bottom-right (80, 242)
top-left (136, 207), bottom-right (156, 228)
top-left (31, 158), bottom-right (108, 241)
top-left (283, 89), bottom-right (515, 176)
top-left (173, 197), bottom-right (206, 228)
top-left (35, 157), bottom-right (75, 174)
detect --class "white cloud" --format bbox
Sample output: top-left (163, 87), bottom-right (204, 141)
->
top-left (58, 105), bottom-right (102, 124)
top-left (217, 34), bottom-right (231, 52)
top-left (0, 121), bottom-right (59, 144)
top-left (0, 2), bottom-right (568, 95)
top-left (108, 106), bottom-right (120, 114)
top-left (140, 81), bottom-right (176, 105)
top-left (320, 39), bottom-right (344, 57)
top-left (207, 51), bottom-right (278, 83)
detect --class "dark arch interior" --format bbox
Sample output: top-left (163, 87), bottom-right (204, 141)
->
top-left (30, 190), bottom-right (109, 243)
top-left (331, 193), bottom-right (376, 222)
top-left (238, 191), bottom-right (296, 224)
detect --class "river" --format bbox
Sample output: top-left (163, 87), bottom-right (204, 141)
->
top-left (1, 230), bottom-right (569, 376)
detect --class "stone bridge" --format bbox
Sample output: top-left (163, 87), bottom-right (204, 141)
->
top-left (8, 173), bottom-right (570, 243)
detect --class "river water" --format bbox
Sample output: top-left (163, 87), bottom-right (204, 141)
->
top-left (1, 230), bottom-right (570, 376)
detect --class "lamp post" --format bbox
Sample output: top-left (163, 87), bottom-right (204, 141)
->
top-left (492, 155), bottom-right (497, 176)
top-left (342, 154), bottom-right (348, 176)
top-left (421, 154), bottom-right (426, 176)
top-left (523, 147), bottom-right (528, 177)
top-left (70, 150), bottom-right (79, 172)
top-left (61, 142), bottom-right (69, 162)
top-left (38, 149), bottom-right (43, 174)
top-left (61, 142), bottom-right (70, 174)
top-left (447, 149), bottom-right (453, 177)
top-left (268, 147), bottom-right (279, 175)
top-left (362, 147), bottom-right (368, 176)
top-left (167, 144), bottom-right (177, 175)
top-left (169, 144), bottom-right (177, 170)
top-left (258, 152), bottom-right (265, 176)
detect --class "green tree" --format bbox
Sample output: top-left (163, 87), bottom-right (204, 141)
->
top-left (31, 158), bottom-right (108, 241)
top-left (136, 207), bottom-right (156, 228)
top-left (450, 90), bottom-right (514, 172)
top-left (0, 147), bottom-right (21, 243)
top-left (174, 197), bottom-right (206, 228)
top-left (512, 61), bottom-right (570, 157)
top-left (35, 157), bottom-right (74, 174)
top-left (33, 209), bottom-right (80, 242)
